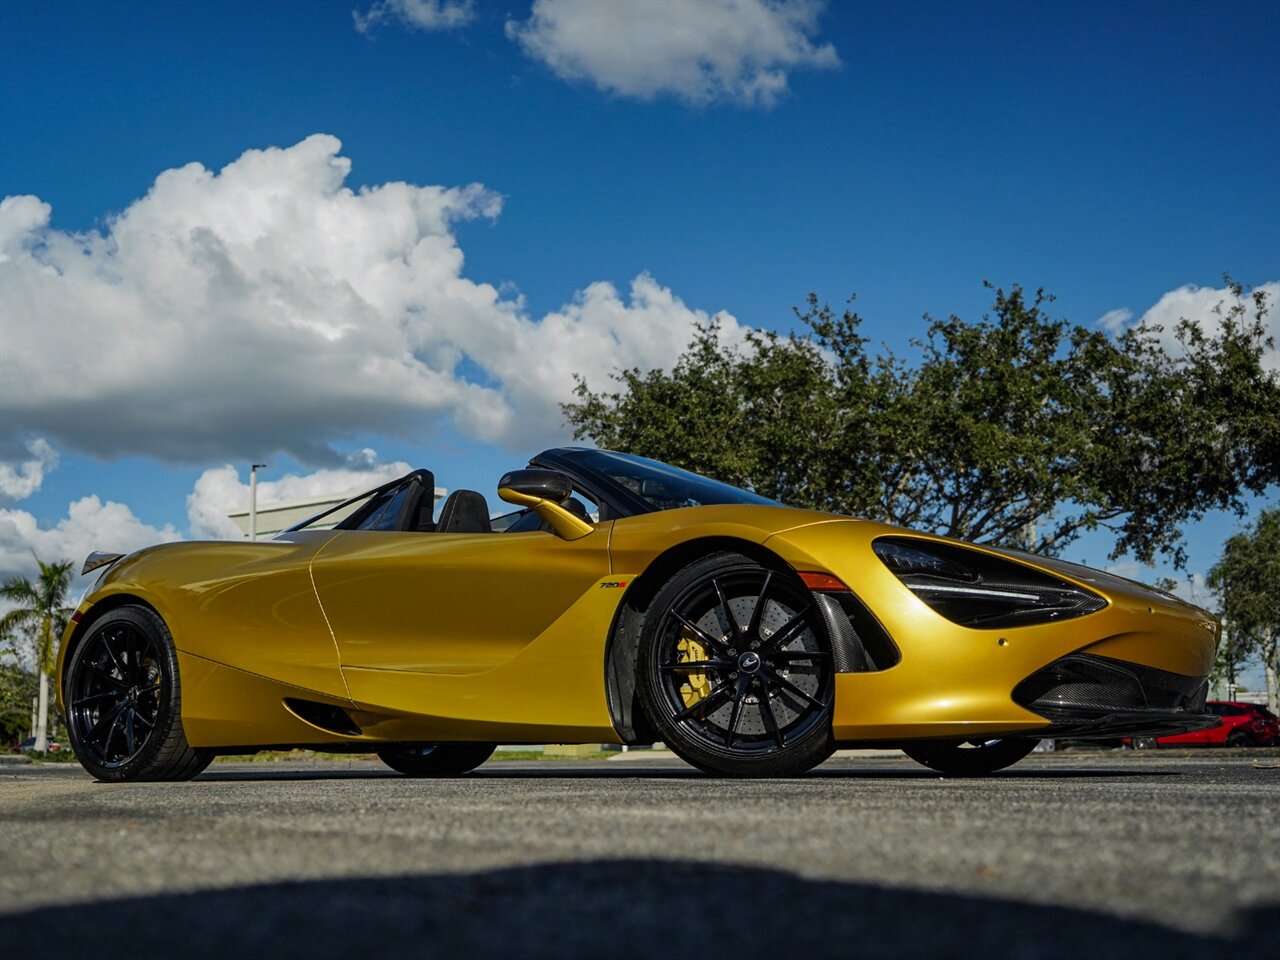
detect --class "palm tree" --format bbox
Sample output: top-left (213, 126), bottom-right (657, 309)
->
top-left (1, 557), bottom-right (75, 752)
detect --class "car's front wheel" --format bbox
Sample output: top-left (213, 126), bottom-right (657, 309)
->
top-left (65, 605), bottom-right (213, 782)
top-left (376, 742), bottom-right (497, 776)
top-left (1225, 730), bottom-right (1252, 748)
top-left (637, 552), bottom-right (835, 778)
top-left (901, 738), bottom-right (1036, 776)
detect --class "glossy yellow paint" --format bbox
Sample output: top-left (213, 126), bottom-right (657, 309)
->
top-left (763, 518), bottom-right (1219, 741)
top-left (311, 526), bottom-right (621, 741)
top-left (57, 497), bottom-right (1217, 750)
top-left (56, 531), bottom-right (348, 712)
top-left (497, 486), bottom-right (595, 540)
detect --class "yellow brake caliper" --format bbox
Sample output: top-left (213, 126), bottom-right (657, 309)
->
top-left (677, 632), bottom-right (712, 709)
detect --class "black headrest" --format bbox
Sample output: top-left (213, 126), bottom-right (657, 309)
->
top-left (437, 489), bottom-right (492, 534)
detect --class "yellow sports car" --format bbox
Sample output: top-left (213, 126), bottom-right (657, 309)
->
top-left (57, 448), bottom-right (1219, 781)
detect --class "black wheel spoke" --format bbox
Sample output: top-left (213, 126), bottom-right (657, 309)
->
top-left (132, 710), bottom-right (155, 730)
top-left (757, 680), bottom-right (787, 748)
top-left (746, 571), bottom-right (773, 642)
top-left (671, 681), bottom-right (734, 722)
top-left (86, 700), bottom-right (126, 742)
top-left (724, 675), bottom-right (751, 748)
top-left (671, 612), bottom-right (732, 656)
top-left (762, 668), bottom-right (826, 711)
top-left (72, 691), bottom-right (120, 708)
top-left (660, 659), bottom-right (734, 672)
top-left (124, 709), bottom-right (136, 755)
top-left (712, 578), bottom-right (743, 646)
top-left (102, 708), bottom-right (126, 758)
top-left (757, 606), bottom-right (813, 654)
top-left (101, 633), bottom-right (126, 676)
top-left (86, 663), bottom-right (128, 690)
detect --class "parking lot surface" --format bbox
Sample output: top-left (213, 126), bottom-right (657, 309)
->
top-left (1, 750), bottom-right (1276, 958)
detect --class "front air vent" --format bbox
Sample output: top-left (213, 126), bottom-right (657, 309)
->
top-left (283, 698), bottom-right (362, 736)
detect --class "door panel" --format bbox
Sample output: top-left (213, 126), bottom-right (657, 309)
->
top-left (310, 527), bottom-right (613, 725)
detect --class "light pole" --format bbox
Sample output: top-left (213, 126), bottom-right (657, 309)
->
top-left (249, 463), bottom-right (267, 541)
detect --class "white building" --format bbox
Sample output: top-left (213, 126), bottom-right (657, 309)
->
top-left (227, 486), bottom-right (446, 540)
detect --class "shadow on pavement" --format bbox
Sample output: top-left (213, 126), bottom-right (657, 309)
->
top-left (192, 763), bottom-right (1175, 782)
top-left (1, 859), bottom-right (1271, 959)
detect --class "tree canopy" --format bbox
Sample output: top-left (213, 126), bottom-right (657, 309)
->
top-left (565, 278), bottom-right (1278, 568)
top-left (1208, 508), bottom-right (1280, 710)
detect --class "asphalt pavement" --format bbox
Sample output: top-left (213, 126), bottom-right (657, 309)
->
top-left (1, 749), bottom-right (1276, 958)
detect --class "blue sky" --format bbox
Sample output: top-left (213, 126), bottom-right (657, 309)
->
top-left (1, 1), bottom-right (1277, 660)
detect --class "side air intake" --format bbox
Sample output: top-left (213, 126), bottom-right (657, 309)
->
top-left (283, 698), bottom-right (362, 736)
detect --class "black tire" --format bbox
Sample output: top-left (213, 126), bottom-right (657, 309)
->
top-left (1130, 737), bottom-right (1160, 750)
top-left (902, 738), bottom-right (1037, 776)
top-left (377, 742), bottom-right (497, 776)
top-left (64, 605), bottom-right (213, 782)
top-left (636, 552), bottom-right (835, 778)
top-left (1225, 730), bottom-right (1252, 748)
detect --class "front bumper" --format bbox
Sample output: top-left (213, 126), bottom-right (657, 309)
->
top-left (1011, 653), bottom-right (1216, 739)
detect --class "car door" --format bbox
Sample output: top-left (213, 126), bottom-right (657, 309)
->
top-left (309, 524), bottom-right (613, 732)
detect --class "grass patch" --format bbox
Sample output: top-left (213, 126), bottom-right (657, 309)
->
top-left (27, 749), bottom-right (81, 763)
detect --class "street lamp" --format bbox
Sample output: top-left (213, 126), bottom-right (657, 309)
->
top-left (249, 463), bottom-right (268, 541)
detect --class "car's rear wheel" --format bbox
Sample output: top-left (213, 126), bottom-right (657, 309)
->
top-left (376, 742), bottom-right (496, 776)
top-left (901, 738), bottom-right (1036, 775)
top-left (1225, 730), bottom-right (1252, 748)
top-left (65, 605), bottom-right (213, 782)
top-left (637, 553), bottom-right (835, 778)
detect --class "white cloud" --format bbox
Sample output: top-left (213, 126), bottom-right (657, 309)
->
top-left (0, 439), bottom-right (58, 501)
top-left (1095, 308), bottom-right (1132, 334)
top-left (0, 496), bottom-right (181, 586)
top-left (506, 0), bottom-right (839, 107)
top-left (0, 134), bottom-right (742, 466)
top-left (1100, 282), bottom-right (1279, 371)
top-left (186, 458), bottom-right (413, 539)
top-left (354, 0), bottom-right (475, 34)
top-left (1135, 281), bottom-right (1279, 372)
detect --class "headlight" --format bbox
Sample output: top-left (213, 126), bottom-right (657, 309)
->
top-left (873, 536), bottom-right (1106, 629)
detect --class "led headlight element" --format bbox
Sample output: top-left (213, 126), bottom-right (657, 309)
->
top-left (873, 536), bottom-right (1106, 629)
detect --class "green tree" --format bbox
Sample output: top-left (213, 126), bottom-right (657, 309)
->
top-left (1, 557), bottom-right (75, 752)
top-left (0, 662), bottom-right (38, 744)
top-left (565, 279), bottom-right (1278, 568)
top-left (1208, 508), bottom-right (1280, 712)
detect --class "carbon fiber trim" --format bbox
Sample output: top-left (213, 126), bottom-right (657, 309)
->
top-left (813, 592), bottom-right (901, 673)
top-left (1012, 654), bottom-right (1211, 737)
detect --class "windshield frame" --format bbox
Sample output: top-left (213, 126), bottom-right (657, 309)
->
top-left (531, 448), bottom-right (776, 518)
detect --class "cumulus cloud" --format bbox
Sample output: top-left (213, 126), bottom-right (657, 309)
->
top-left (0, 439), bottom-right (58, 501)
top-left (1095, 308), bottom-right (1132, 334)
top-left (0, 496), bottom-right (182, 585)
top-left (506, 0), bottom-right (839, 107)
top-left (354, 0), bottom-right (475, 34)
top-left (1099, 281), bottom-right (1279, 371)
top-left (0, 135), bottom-right (740, 466)
top-left (186, 457), bottom-right (413, 539)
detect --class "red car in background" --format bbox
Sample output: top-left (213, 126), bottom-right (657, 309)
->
top-left (1131, 701), bottom-right (1279, 748)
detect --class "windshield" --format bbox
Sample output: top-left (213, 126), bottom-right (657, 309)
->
top-left (569, 450), bottom-right (777, 512)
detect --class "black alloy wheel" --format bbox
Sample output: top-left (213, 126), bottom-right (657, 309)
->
top-left (901, 738), bottom-right (1037, 776)
top-left (65, 605), bottom-right (212, 782)
top-left (637, 553), bottom-right (836, 778)
top-left (376, 742), bottom-right (497, 776)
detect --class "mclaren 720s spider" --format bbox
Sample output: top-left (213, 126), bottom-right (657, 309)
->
top-left (57, 448), bottom-right (1220, 781)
